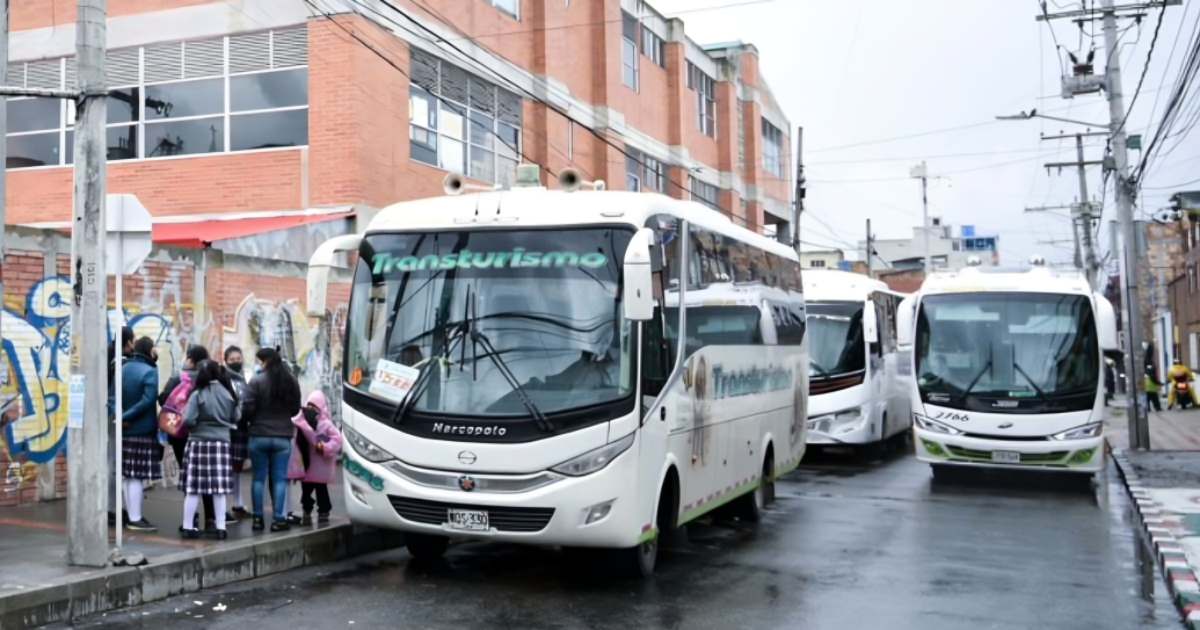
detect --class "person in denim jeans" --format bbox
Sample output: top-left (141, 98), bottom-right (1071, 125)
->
top-left (242, 347), bottom-right (302, 532)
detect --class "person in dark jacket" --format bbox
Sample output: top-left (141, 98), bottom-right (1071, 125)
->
top-left (107, 326), bottom-right (135, 526)
top-left (160, 344), bottom-right (217, 529)
top-left (245, 347), bottom-right (302, 532)
top-left (122, 337), bottom-right (161, 532)
top-left (223, 346), bottom-right (251, 518)
top-left (179, 360), bottom-right (240, 540)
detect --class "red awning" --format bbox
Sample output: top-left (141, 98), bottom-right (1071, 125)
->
top-left (152, 212), bottom-right (352, 249)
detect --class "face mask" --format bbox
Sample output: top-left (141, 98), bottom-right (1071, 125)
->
top-left (228, 362), bottom-right (243, 374)
top-left (302, 406), bottom-right (319, 425)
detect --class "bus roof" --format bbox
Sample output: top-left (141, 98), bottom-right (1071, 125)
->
top-left (918, 266), bottom-right (1092, 297)
top-left (364, 187), bottom-right (799, 261)
top-left (802, 269), bottom-right (899, 302)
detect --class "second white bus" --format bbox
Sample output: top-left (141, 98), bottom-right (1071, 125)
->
top-left (803, 270), bottom-right (910, 451)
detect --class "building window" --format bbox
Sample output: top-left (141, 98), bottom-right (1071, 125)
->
top-left (488, 0), bottom-right (519, 19)
top-left (810, 259), bottom-right (826, 269)
top-left (625, 148), bottom-right (665, 193)
top-left (690, 176), bottom-right (719, 210)
top-left (409, 50), bottom-right (523, 186)
top-left (762, 119), bottom-right (783, 177)
top-left (687, 62), bottom-right (716, 138)
top-left (6, 28), bottom-right (308, 169)
top-left (621, 12), bottom-right (640, 92)
top-left (641, 27), bottom-right (665, 67)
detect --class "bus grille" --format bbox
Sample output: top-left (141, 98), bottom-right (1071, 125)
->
top-left (945, 446), bottom-right (1069, 464)
top-left (388, 496), bottom-right (555, 533)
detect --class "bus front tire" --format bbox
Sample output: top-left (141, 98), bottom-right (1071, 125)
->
top-left (736, 451), bottom-right (775, 523)
top-left (405, 532), bottom-right (449, 562)
top-left (623, 537), bottom-right (658, 577)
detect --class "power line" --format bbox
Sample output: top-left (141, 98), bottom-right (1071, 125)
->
top-left (1114, 1), bottom-right (1168, 136)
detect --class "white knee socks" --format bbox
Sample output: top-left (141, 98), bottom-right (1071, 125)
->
top-left (182, 494), bottom-right (200, 530)
top-left (213, 494), bottom-right (227, 530)
top-left (124, 479), bottom-right (144, 522)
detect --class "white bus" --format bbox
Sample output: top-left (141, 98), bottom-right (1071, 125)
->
top-left (803, 270), bottom-right (910, 452)
top-left (307, 167), bottom-right (809, 575)
top-left (897, 263), bottom-right (1118, 477)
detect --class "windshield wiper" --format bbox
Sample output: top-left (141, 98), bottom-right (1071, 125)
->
top-left (390, 320), bottom-right (468, 426)
top-left (809, 358), bottom-right (832, 379)
top-left (468, 325), bottom-right (554, 433)
top-left (959, 354), bottom-right (994, 404)
top-left (1012, 360), bottom-right (1048, 402)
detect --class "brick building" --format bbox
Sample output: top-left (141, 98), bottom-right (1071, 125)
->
top-left (3, 1), bottom-right (794, 505)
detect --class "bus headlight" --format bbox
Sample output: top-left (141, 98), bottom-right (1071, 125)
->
top-left (551, 433), bottom-right (635, 477)
top-left (913, 414), bottom-right (962, 435)
top-left (1051, 422), bottom-right (1103, 441)
top-left (343, 425), bottom-right (394, 463)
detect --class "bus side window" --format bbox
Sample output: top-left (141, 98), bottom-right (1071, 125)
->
top-left (642, 308), bottom-right (676, 397)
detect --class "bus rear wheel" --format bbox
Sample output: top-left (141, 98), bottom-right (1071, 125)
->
top-left (405, 532), bottom-right (449, 563)
top-left (736, 451), bottom-right (775, 523)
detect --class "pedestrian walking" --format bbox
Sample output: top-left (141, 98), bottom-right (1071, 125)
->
top-left (1146, 373), bottom-right (1163, 412)
top-left (244, 347), bottom-right (302, 532)
top-left (223, 346), bottom-right (251, 519)
top-left (159, 345), bottom-right (217, 529)
top-left (1104, 359), bottom-right (1116, 406)
top-left (288, 390), bottom-right (343, 525)
top-left (179, 360), bottom-right (240, 540)
top-left (120, 336), bottom-right (162, 532)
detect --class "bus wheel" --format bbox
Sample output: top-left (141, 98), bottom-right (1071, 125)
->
top-left (405, 532), bottom-right (449, 562)
top-left (623, 535), bottom-right (658, 577)
top-left (737, 451), bottom-right (774, 523)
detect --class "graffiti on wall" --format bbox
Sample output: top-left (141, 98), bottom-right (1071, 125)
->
top-left (1, 276), bottom-right (190, 470)
top-left (222, 294), bottom-right (345, 417)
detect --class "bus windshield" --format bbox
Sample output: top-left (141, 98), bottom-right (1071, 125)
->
top-left (345, 227), bottom-right (635, 417)
top-left (806, 301), bottom-right (865, 378)
top-left (915, 292), bottom-right (1098, 413)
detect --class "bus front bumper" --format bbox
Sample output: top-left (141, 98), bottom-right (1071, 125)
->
top-left (913, 427), bottom-right (1104, 472)
top-left (339, 448), bottom-right (648, 549)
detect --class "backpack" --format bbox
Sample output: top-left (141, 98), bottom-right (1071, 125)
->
top-left (157, 372), bottom-right (195, 439)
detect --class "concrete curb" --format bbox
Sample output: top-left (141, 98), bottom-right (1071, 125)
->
top-left (1110, 449), bottom-right (1200, 630)
top-left (0, 523), bottom-right (403, 629)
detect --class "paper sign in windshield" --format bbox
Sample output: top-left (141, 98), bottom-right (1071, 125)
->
top-left (369, 360), bottom-right (421, 403)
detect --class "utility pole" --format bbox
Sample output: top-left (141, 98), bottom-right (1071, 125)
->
top-left (1035, 0), bottom-right (1181, 450)
top-left (910, 161), bottom-right (931, 273)
top-left (792, 126), bottom-right (805, 253)
top-left (1037, 130), bottom-right (1107, 286)
top-left (67, 0), bottom-right (109, 566)
top-left (866, 218), bottom-right (873, 278)
top-left (1101, 0), bottom-right (1148, 450)
top-left (1, 2), bottom-right (8, 363)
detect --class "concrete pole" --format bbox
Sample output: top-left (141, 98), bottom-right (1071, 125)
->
top-left (1101, 0), bottom-right (1149, 449)
top-left (1073, 134), bottom-right (1100, 288)
top-left (921, 169), bottom-right (930, 273)
top-left (67, 0), bottom-right (109, 567)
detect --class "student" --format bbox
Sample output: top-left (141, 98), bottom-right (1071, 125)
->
top-left (121, 336), bottom-right (161, 532)
top-left (288, 391), bottom-right (343, 525)
top-left (160, 345), bottom-right (217, 529)
top-left (107, 326), bottom-right (135, 527)
top-left (244, 347), bottom-right (302, 532)
top-left (223, 346), bottom-right (251, 518)
top-left (179, 360), bottom-right (240, 540)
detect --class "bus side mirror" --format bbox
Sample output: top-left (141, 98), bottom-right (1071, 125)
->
top-left (1094, 293), bottom-right (1119, 353)
top-left (307, 234), bottom-right (363, 317)
top-left (863, 302), bottom-right (879, 344)
top-left (896, 296), bottom-right (916, 347)
top-left (624, 228), bottom-right (655, 321)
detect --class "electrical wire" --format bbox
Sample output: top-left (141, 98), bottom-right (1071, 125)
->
top-left (1114, 2), bottom-right (1168, 137)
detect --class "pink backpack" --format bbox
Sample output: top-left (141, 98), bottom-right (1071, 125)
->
top-left (157, 371), bottom-right (195, 439)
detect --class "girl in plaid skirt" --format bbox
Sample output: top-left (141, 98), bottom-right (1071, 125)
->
top-left (180, 359), bottom-right (241, 540)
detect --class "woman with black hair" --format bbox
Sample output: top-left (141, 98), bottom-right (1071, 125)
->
top-left (179, 359), bottom-right (240, 539)
top-left (160, 344), bottom-right (218, 529)
top-left (244, 347), bottom-right (302, 532)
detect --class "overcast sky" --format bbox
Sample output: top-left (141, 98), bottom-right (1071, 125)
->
top-left (654, 0), bottom-right (1199, 269)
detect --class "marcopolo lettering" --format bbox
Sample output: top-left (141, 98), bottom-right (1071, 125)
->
top-left (432, 422), bottom-right (508, 437)
top-left (373, 249), bottom-right (608, 274)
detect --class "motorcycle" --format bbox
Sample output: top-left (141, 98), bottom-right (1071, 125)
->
top-left (1173, 376), bottom-right (1195, 410)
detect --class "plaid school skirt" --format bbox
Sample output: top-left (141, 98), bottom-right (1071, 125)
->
top-left (179, 440), bottom-right (234, 495)
top-left (229, 432), bottom-right (249, 472)
top-left (122, 435), bottom-right (163, 481)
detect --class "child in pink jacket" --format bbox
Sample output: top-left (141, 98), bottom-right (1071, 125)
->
top-left (287, 390), bottom-right (343, 525)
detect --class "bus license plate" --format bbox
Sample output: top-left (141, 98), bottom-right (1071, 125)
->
top-left (446, 509), bottom-right (489, 532)
top-left (992, 450), bottom-right (1021, 464)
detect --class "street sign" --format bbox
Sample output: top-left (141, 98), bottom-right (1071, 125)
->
top-left (1127, 134), bottom-right (1142, 150)
top-left (105, 194), bottom-right (152, 276)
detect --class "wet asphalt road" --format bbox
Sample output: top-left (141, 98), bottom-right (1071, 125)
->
top-left (65, 447), bottom-right (1182, 630)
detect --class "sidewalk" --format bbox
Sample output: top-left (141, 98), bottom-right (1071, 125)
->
top-left (0, 471), bottom-right (402, 629)
top-left (1106, 398), bottom-right (1200, 629)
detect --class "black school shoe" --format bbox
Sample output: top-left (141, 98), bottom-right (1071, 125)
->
top-left (270, 520), bottom-right (291, 532)
top-left (317, 512), bottom-right (331, 524)
top-left (180, 528), bottom-right (202, 540)
top-left (252, 516), bottom-right (265, 531)
top-left (126, 518), bottom-right (157, 532)
top-left (286, 513), bottom-right (303, 526)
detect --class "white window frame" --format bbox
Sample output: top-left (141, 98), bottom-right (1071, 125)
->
top-left (488, 0), bottom-right (519, 19)
top-left (688, 62), bottom-right (716, 138)
top-left (762, 118), bottom-right (783, 177)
